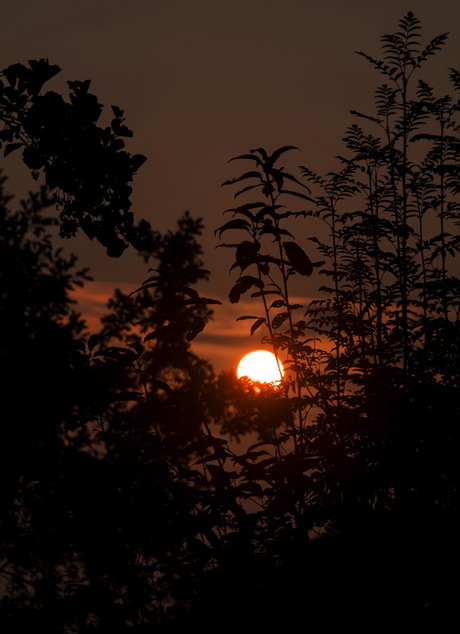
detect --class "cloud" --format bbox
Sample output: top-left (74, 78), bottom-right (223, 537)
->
top-left (70, 280), bottom-right (134, 331)
top-left (71, 283), bottom-right (318, 373)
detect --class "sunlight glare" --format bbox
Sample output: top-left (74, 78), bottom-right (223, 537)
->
top-left (236, 350), bottom-right (283, 384)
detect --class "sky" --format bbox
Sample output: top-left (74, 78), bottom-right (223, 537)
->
top-left (2, 0), bottom-right (460, 371)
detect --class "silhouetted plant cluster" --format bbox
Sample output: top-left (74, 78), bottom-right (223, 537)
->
top-left (217, 10), bottom-right (460, 621)
top-left (0, 59), bottom-right (155, 256)
top-left (0, 13), bottom-right (459, 632)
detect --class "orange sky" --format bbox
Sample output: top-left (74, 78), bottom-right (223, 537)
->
top-left (71, 281), bottom-right (316, 373)
top-left (3, 0), bottom-right (460, 372)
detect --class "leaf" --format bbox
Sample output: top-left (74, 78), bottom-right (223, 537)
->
top-left (224, 202), bottom-right (268, 216)
top-left (184, 293), bottom-right (221, 306)
top-left (3, 62), bottom-right (27, 87)
top-left (27, 58), bottom-right (61, 91)
top-left (282, 171), bottom-right (311, 190)
top-left (234, 240), bottom-right (260, 271)
top-left (268, 145), bottom-right (299, 164)
top-left (4, 142), bottom-right (23, 157)
top-left (283, 242), bottom-right (313, 276)
top-left (128, 341), bottom-right (144, 356)
top-left (415, 33), bottom-right (449, 67)
top-left (194, 453), bottom-right (220, 465)
top-left (111, 105), bottom-right (124, 118)
top-left (229, 153), bottom-right (263, 165)
top-left (272, 312), bottom-right (288, 329)
top-left (251, 290), bottom-right (279, 298)
top-left (234, 183), bottom-right (260, 198)
top-left (279, 188), bottom-right (314, 202)
top-left (350, 110), bottom-right (382, 125)
top-left (186, 316), bottom-right (206, 341)
top-left (143, 329), bottom-right (160, 343)
top-left (251, 318), bottom-right (266, 336)
top-left (229, 276), bottom-right (264, 304)
top-left (250, 147), bottom-right (269, 160)
top-left (131, 154), bottom-right (147, 172)
top-left (93, 346), bottom-right (136, 361)
top-left (247, 440), bottom-right (277, 453)
top-left (222, 171), bottom-right (262, 186)
top-left (215, 218), bottom-right (250, 238)
top-left (259, 224), bottom-right (294, 239)
top-left (73, 339), bottom-right (87, 354)
top-left (239, 481), bottom-right (264, 497)
top-left (88, 333), bottom-right (101, 352)
top-left (449, 68), bottom-right (460, 92)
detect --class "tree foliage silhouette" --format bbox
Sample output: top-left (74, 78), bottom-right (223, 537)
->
top-left (0, 59), bottom-right (154, 256)
top-left (0, 12), bottom-right (459, 632)
top-left (216, 11), bottom-right (460, 622)
top-left (0, 175), bottom-right (232, 632)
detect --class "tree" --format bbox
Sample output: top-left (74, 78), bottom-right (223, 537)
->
top-left (216, 12), bottom-right (460, 620)
top-left (0, 171), bottom-right (232, 631)
top-left (0, 59), bottom-right (154, 256)
top-left (1, 13), bottom-right (459, 630)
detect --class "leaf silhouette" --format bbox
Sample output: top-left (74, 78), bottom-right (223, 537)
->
top-left (229, 276), bottom-right (264, 303)
top-left (250, 317), bottom-right (266, 336)
top-left (234, 240), bottom-right (260, 271)
top-left (283, 242), bottom-right (313, 276)
top-left (216, 218), bottom-right (251, 238)
top-left (268, 145), bottom-right (299, 164)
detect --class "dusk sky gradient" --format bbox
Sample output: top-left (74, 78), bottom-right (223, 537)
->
top-left (2, 0), bottom-right (459, 370)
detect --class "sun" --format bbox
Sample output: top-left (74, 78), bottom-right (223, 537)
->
top-left (236, 350), bottom-right (284, 384)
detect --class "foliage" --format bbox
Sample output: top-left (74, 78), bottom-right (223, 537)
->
top-left (215, 10), bottom-right (460, 620)
top-left (1, 12), bottom-right (459, 631)
top-left (0, 59), bottom-right (155, 257)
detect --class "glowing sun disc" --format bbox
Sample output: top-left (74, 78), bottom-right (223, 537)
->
top-left (237, 350), bottom-right (283, 384)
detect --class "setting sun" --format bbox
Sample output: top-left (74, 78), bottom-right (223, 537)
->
top-left (236, 350), bottom-right (284, 384)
